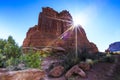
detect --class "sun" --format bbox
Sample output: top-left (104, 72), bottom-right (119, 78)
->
top-left (73, 17), bottom-right (81, 27)
top-left (72, 15), bottom-right (86, 28)
top-left (72, 12), bottom-right (89, 28)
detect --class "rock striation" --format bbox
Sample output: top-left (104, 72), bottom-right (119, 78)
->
top-left (23, 7), bottom-right (98, 54)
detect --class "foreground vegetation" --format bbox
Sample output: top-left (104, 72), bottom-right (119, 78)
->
top-left (0, 36), bottom-right (117, 72)
top-left (0, 36), bottom-right (42, 70)
top-left (55, 49), bottom-right (116, 72)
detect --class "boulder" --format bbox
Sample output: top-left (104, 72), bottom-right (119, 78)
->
top-left (78, 62), bottom-right (91, 71)
top-left (0, 68), bottom-right (8, 72)
top-left (65, 65), bottom-right (86, 79)
top-left (48, 65), bottom-right (64, 78)
top-left (0, 69), bottom-right (45, 80)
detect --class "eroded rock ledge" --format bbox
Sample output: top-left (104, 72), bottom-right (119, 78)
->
top-left (0, 69), bottom-right (44, 80)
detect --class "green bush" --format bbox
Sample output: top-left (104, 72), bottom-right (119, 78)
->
top-left (6, 57), bottom-right (14, 67)
top-left (5, 57), bottom-right (20, 67)
top-left (59, 49), bottom-right (116, 71)
top-left (0, 36), bottom-right (22, 68)
top-left (21, 50), bottom-right (42, 69)
top-left (0, 53), bottom-right (6, 67)
top-left (0, 36), bottom-right (42, 70)
top-left (39, 50), bottom-right (51, 57)
top-left (59, 49), bottom-right (81, 70)
top-left (85, 59), bottom-right (94, 65)
top-left (99, 55), bottom-right (115, 63)
top-left (4, 36), bottom-right (22, 58)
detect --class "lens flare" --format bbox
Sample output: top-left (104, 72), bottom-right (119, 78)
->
top-left (75, 26), bottom-right (78, 59)
top-left (73, 17), bottom-right (81, 27)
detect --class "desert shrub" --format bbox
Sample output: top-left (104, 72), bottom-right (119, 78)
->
top-left (59, 49), bottom-right (81, 70)
top-left (39, 50), bottom-right (51, 57)
top-left (99, 54), bottom-right (115, 63)
top-left (94, 52), bottom-right (106, 60)
top-left (21, 50), bottom-right (42, 69)
top-left (0, 36), bottom-right (43, 70)
top-left (5, 57), bottom-right (20, 67)
top-left (0, 36), bottom-right (22, 68)
top-left (76, 48), bottom-right (98, 61)
top-left (86, 53), bottom-right (116, 64)
top-left (6, 57), bottom-right (15, 67)
top-left (0, 53), bottom-right (6, 67)
top-left (85, 59), bottom-right (94, 65)
top-left (4, 36), bottom-right (22, 58)
top-left (0, 39), bottom-right (7, 67)
top-left (68, 75), bottom-right (77, 80)
top-left (59, 49), bottom-right (115, 71)
top-left (0, 39), bottom-right (7, 53)
top-left (59, 49), bottom-right (97, 70)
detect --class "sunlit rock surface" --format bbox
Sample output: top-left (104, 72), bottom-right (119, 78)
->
top-left (23, 7), bottom-right (98, 54)
top-left (0, 69), bottom-right (44, 80)
top-left (48, 65), bottom-right (64, 78)
top-left (65, 65), bottom-right (86, 78)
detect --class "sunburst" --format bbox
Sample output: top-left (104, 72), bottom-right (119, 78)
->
top-left (45, 15), bottom-right (85, 59)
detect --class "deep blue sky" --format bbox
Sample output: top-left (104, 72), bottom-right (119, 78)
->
top-left (0, 0), bottom-right (120, 51)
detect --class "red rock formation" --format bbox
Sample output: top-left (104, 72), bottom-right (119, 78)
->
top-left (23, 7), bottom-right (98, 53)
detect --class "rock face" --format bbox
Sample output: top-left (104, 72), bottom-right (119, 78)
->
top-left (23, 7), bottom-right (98, 54)
top-left (106, 42), bottom-right (120, 52)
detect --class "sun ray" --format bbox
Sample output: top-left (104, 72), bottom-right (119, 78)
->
top-left (77, 26), bottom-right (84, 37)
top-left (46, 25), bottom-right (74, 47)
top-left (43, 15), bottom-right (84, 59)
top-left (75, 26), bottom-right (78, 59)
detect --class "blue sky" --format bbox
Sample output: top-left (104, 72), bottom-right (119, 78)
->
top-left (0, 0), bottom-right (120, 52)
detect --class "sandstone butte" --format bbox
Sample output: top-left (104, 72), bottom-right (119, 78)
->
top-left (23, 7), bottom-right (98, 54)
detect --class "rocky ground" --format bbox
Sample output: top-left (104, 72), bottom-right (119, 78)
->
top-left (108, 55), bottom-right (120, 80)
top-left (41, 55), bottom-right (120, 80)
top-left (0, 69), bottom-right (44, 80)
top-left (0, 55), bottom-right (120, 80)
top-left (41, 63), bottom-right (114, 80)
